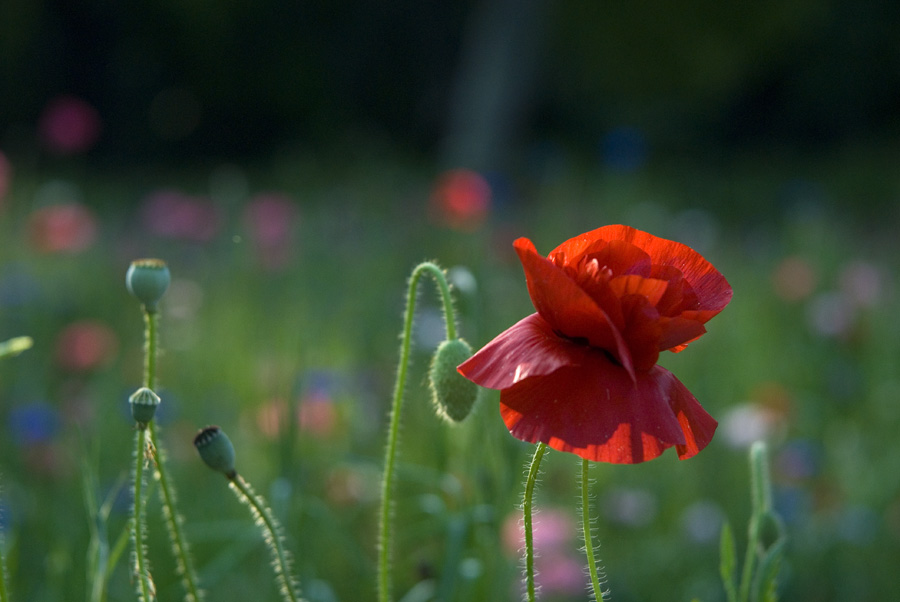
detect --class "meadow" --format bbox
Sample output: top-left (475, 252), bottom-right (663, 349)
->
top-left (1, 144), bottom-right (899, 601)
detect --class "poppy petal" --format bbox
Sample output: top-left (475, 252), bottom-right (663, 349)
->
top-left (457, 313), bottom-right (594, 390)
top-left (657, 316), bottom-right (707, 351)
top-left (562, 225), bottom-right (732, 314)
top-left (514, 237), bottom-right (635, 378)
top-left (656, 368), bottom-right (719, 459)
top-left (498, 353), bottom-right (692, 463)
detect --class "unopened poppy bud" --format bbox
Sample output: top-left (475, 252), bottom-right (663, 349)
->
top-left (194, 426), bottom-right (236, 478)
top-left (129, 387), bottom-right (161, 426)
top-left (429, 338), bottom-right (478, 422)
top-left (126, 259), bottom-right (170, 312)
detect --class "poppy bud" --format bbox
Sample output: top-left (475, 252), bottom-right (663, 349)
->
top-left (126, 259), bottom-right (170, 312)
top-left (429, 338), bottom-right (478, 422)
top-left (129, 387), bottom-right (161, 426)
top-left (194, 425), bottom-right (236, 478)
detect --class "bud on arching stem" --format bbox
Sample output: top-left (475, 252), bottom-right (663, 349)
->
top-left (429, 338), bottom-right (478, 422)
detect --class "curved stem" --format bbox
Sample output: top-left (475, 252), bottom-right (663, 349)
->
top-left (523, 443), bottom-right (547, 602)
top-left (230, 475), bottom-right (301, 602)
top-left (148, 423), bottom-right (202, 602)
top-left (377, 262), bottom-right (457, 602)
top-left (132, 429), bottom-right (154, 602)
top-left (581, 459), bottom-right (606, 601)
top-left (142, 308), bottom-right (202, 602)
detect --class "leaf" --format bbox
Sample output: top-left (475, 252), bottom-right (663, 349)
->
top-left (751, 538), bottom-right (786, 602)
top-left (719, 522), bottom-right (739, 602)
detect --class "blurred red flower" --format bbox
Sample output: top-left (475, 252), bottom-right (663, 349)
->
top-left (0, 151), bottom-right (11, 207)
top-left (242, 193), bottom-right (298, 270)
top-left (55, 320), bottom-right (118, 371)
top-left (38, 95), bottom-right (102, 155)
top-left (459, 225), bottom-right (732, 463)
top-left (141, 189), bottom-right (220, 242)
top-left (429, 169), bottom-right (491, 231)
top-left (28, 203), bottom-right (98, 253)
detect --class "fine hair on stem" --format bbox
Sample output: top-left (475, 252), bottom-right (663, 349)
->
top-left (228, 474), bottom-right (303, 602)
top-left (377, 261), bottom-right (460, 602)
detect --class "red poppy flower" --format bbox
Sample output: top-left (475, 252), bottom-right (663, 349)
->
top-left (458, 225), bottom-right (732, 463)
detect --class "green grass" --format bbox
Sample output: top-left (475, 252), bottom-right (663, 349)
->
top-left (1, 147), bottom-right (899, 601)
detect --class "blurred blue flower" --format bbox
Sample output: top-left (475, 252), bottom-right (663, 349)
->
top-left (8, 402), bottom-right (59, 445)
top-left (0, 264), bottom-right (42, 308)
top-left (600, 126), bottom-right (648, 172)
top-left (776, 439), bottom-right (822, 480)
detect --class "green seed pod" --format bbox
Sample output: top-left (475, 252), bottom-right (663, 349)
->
top-left (126, 259), bottom-right (171, 312)
top-left (429, 338), bottom-right (479, 422)
top-left (194, 426), bottom-right (237, 478)
top-left (129, 387), bottom-right (161, 426)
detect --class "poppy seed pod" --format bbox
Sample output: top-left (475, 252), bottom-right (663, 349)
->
top-left (129, 387), bottom-right (161, 425)
top-left (193, 426), bottom-right (236, 478)
top-left (429, 338), bottom-right (478, 422)
top-left (126, 259), bottom-right (170, 312)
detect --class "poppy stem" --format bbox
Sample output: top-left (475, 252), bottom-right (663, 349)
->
top-left (581, 459), bottom-right (608, 601)
top-left (140, 307), bottom-right (203, 602)
top-left (228, 474), bottom-right (302, 602)
top-left (523, 442), bottom-right (547, 602)
top-left (378, 262), bottom-right (458, 602)
top-left (131, 427), bottom-right (155, 602)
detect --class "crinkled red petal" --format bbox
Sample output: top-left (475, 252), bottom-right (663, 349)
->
top-left (498, 353), bottom-right (715, 463)
top-left (552, 225), bottom-right (732, 315)
top-left (513, 237), bottom-right (635, 379)
top-left (457, 313), bottom-right (593, 390)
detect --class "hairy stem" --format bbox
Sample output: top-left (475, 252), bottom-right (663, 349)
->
top-left (142, 309), bottom-right (202, 602)
top-left (229, 475), bottom-right (301, 602)
top-left (581, 459), bottom-right (606, 601)
top-left (131, 429), bottom-right (154, 602)
top-left (523, 443), bottom-right (547, 602)
top-left (148, 424), bottom-right (202, 602)
top-left (377, 262), bottom-right (457, 602)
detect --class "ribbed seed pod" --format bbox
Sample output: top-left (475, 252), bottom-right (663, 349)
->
top-left (129, 387), bottom-right (161, 426)
top-left (429, 338), bottom-right (478, 422)
top-left (126, 259), bottom-right (171, 312)
top-left (194, 426), bottom-right (237, 478)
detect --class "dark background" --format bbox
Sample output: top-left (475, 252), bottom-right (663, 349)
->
top-left (3, 0), bottom-right (899, 169)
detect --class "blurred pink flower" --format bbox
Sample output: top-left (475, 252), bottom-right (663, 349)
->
top-left (838, 260), bottom-right (883, 309)
top-left (501, 508), bottom-right (584, 596)
top-left (38, 95), bottom-right (102, 155)
top-left (256, 398), bottom-right (288, 439)
top-left (298, 391), bottom-right (339, 437)
top-left (141, 189), bottom-right (221, 242)
top-left (28, 203), bottom-right (98, 253)
top-left (242, 193), bottom-right (298, 269)
top-left (772, 256), bottom-right (816, 302)
top-left (429, 169), bottom-right (491, 231)
top-left (55, 320), bottom-right (118, 371)
top-left (0, 151), bottom-right (11, 207)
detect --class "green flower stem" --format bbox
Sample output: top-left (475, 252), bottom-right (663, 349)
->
top-left (132, 428), bottom-right (154, 602)
top-left (523, 443), bottom-right (547, 602)
top-left (141, 309), bottom-right (202, 602)
top-left (143, 311), bottom-right (158, 390)
top-left (229, 474), bottom-right (301, 602)
top-left (581, 459), bottom-right (606, 601)
top-left (378, 262), bottom-right (458, 602)
top-left (738, 441), bottom-right (776, 602)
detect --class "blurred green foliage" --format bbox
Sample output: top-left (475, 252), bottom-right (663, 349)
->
top-left (1, 145), bottom-right (899, 601)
